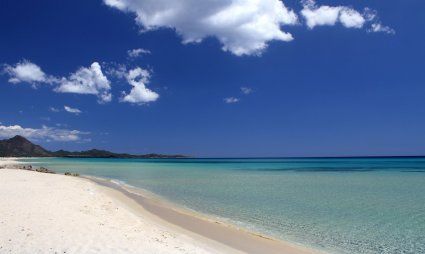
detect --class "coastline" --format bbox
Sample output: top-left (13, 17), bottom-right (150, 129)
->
top-left (86, 176), bottom-right (320, 254)
top-left (0, 159), bottom-right (321, 254)
top-left (0, 167), bottom-right (234, 254)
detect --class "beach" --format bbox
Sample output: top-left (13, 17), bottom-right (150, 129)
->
top-left (0, 163), bottom-right (318, 254)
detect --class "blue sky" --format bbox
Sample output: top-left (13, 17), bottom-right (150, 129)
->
top-left (0, 0), bottom-right (424, 157)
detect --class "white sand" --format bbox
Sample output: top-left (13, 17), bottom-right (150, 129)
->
top-left (0, 169), bottom-right (232, 254)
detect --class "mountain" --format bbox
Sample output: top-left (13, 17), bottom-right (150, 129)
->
top-left (0, 136), bottom-right (186, 158)
top-left (51, 149), bottom-right (185, 158)
top-left (0, 135), bottom-right (51, 157)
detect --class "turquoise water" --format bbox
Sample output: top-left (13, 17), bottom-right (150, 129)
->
top-left (17, 157), bottom-right (425, 254)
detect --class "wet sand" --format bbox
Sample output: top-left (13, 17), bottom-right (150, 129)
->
top-left (89, 176), bottom-right (320, 254)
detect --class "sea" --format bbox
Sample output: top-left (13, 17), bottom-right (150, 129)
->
top-left (15, 157), bottom-right (425, 254)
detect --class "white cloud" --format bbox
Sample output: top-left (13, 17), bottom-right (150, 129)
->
top-left (224, 97), bottom-right (240, 103)
top-left (0, 124), bottom-right (89, 142)
top-left (3, 61), bottom-right (113, 103)
top-left (127, 48), bottom-right (151, 58)
top-left (64, 106), bottom-right (82, 115)
top-left (339, 8), bottom-right (365, 28)
top-left (370, 23), bottom-right (395, 34)
top-left (104, 0), bottom-right (298, 56)
top-left (301, 0), bottom-right (364, 29)
top-left (240, 87), bottom-right (253, 94)
top-left (300, 0), bottom-right (393, 32)
top-left (301, 3), bottom-right (340, 28)
top-left (3, 60), bottom-right (56, 86)
top-left (121, 67), bottom-right (159, 104)
top-left (55, 62), bottom-right (112, 103)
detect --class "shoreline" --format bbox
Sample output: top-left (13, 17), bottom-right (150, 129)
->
top-left (0, 167), bottom-right (233, 253)
top-left (0, 159), bottom-right (322, 254)
top-left (86, 176), bottom-right (321, 254)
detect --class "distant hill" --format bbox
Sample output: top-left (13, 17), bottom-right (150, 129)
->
top-left (0, 135), bottom-right (186, 159)
top-left (0, 135), bottom-right (51, 157)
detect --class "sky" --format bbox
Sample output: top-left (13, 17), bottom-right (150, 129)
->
top-left (0, 0), bottom-right (424, 157)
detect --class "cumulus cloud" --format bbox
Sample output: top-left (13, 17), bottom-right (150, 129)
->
top-left (301, 0), bottom-right (393, 32)
top-left (2, 61), bottom-right (113, 103)
top-left (127, 48), bottom-right (151, 58)
top-left (301, 0), bottom-right (364, 29)
top-left (0, 124), bottom-right (89, 142)
top-left (339, 8), bottom-right (366, 28)
top-left (240, 87), bottom-right (253, 94)
top-left (301, 3), bottom-right (340, 28)
top-left (121, 67), bottom-right (159, 104)
top-left (2, 61), bottom-right (158, 105)
top-left (104, 0), bottom-right (298, 56)
top-left (64, 106), bottom-right (82, 115)
top-left (224, 97), bottom-right (239, 103)
top-left (55, 62), bottom-right (112, 103)
top-left (3, 60), bottom-right (56, 86)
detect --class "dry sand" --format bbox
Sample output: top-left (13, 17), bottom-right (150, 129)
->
top-left (0, 161), bottom-right (320, 254)
top-left (0, 169), bottom-right (232, 254)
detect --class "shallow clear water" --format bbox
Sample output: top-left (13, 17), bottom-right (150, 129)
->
top-left (17, 157), bottom-right (425, 254)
